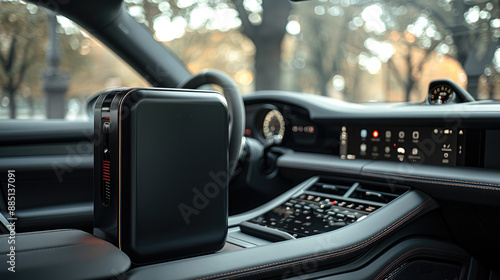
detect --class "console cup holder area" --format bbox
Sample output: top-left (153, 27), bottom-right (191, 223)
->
top-left (239, 176), bottom-right (410, 242)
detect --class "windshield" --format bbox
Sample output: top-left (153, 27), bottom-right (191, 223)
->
top-left (125, 0), bottom-right (499, 102)
top-left (1, 0), bottom-right (499, 120)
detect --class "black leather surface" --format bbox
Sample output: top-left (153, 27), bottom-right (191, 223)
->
top-left (125, 190), bottom-right (436, 280)
top-left (285, 238), bottom-right (469, 280)
top-left (361, 160), bottom-right (500, 206)
top-left (277, 152), bottom-right (370, 178)
top-left (0, 229), bottom-right (130, 280)
top-left (278, 152), bottom-right (500, 206)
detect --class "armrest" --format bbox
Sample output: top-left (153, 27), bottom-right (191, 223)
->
top-left (0, 229), bottom-right (130, 280)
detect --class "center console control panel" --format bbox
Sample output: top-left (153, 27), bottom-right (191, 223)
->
top-left (246, 194), bottom-right (377, 238)
top-left (241, 178), bottom-right (409, 241)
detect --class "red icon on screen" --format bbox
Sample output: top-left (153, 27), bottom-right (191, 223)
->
top-left (372, 130), bottom-right (379, 138)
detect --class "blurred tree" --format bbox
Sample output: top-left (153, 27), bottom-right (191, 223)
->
top-left (0, 1), bottom-right (47, 118)
top-left (386, 11), bottom-right (446, 101)
top-left (289, 0), bottom-right (463, 101)
top-left (293, 2), bottom-right (352, 97)
top-left (0, 0), bottom-right (90, 119)
top-left (233, 0), bottom-right (291, 91)
top-left (124, 0), bottom-right (255, 92)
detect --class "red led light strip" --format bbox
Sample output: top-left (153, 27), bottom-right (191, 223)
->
top-left (102, 160), bottom-right (111, 181)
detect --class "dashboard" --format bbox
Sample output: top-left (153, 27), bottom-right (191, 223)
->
top-left (243, 90), bottom-right (500, 170)
top-left (244, 100), bottom-right (337, 154)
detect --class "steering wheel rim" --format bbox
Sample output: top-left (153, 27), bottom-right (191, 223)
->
top-left (178, 69), bottom-right (245, 177)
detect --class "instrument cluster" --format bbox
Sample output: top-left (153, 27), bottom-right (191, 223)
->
top-left (244, 103), bottom-right (330, 152)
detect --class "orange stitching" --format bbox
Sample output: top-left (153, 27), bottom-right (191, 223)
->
top-left (364, 171), bottom-right (500, 191)
top-left (364, 170), bottom-right (500, 188)
top-left (281, 160), bottom-right (500, 191)
top-left (197, 198), bottom-right (435, 280)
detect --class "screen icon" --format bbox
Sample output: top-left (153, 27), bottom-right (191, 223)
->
top-left (398, 131), bottom-right (405, 139)
top-left (412, 131), bottom-right (419, 139)
top-left (360, 143), bottom-right (367, 152)
top-left (385, 130), bottom-right (391, 138)
top-left (361, 129), bottom-right (367, 138)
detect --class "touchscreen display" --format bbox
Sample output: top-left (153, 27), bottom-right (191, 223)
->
top-left (340, 126), bottom-right (464, 166)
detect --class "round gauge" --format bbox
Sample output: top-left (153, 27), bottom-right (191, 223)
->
top-left (429, 85), bottom-right (454, 104)
top-left (263, 110), bottom-right (285, 140)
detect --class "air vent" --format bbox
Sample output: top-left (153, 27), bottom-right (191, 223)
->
top-left (309, 180), bottom-right (350, 196)
top-left (351, 183), bottom-right (409, 203)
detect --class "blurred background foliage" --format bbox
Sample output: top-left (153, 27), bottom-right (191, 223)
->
top-left (0, 0), bottom-right (499, 119)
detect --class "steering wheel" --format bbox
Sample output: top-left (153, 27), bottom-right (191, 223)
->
top-left (178, 69), bottom-right (245, 177)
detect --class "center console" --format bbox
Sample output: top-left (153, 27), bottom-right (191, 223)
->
top-left (125, 174), bottom-right (440, 280)
top-left (229, 176), bottom-right (409, 245)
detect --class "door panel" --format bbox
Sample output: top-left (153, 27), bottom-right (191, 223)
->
top-left (0, 121), bottom-right (93, 232)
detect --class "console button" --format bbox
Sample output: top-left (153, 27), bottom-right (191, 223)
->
top-left (328, 220), bottom-right (347, 227)
top-left (319, 201), bottom-right (330, 207)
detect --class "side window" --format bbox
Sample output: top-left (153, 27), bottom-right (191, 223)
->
top-left (0, 1), bottom-right (149, 120)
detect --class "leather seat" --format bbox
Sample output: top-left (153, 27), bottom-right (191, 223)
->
top-left (0, 229), bottom-right (130, 280)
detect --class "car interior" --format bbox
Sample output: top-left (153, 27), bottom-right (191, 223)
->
top-left (1, 0), bottom-right (500, 279)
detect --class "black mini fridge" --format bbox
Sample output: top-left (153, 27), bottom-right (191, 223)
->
top-left (93, 87), bottom-right (228, 264)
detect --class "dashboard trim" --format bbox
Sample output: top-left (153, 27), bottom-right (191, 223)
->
top-left (278, 152), bottom-right (500, 206)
